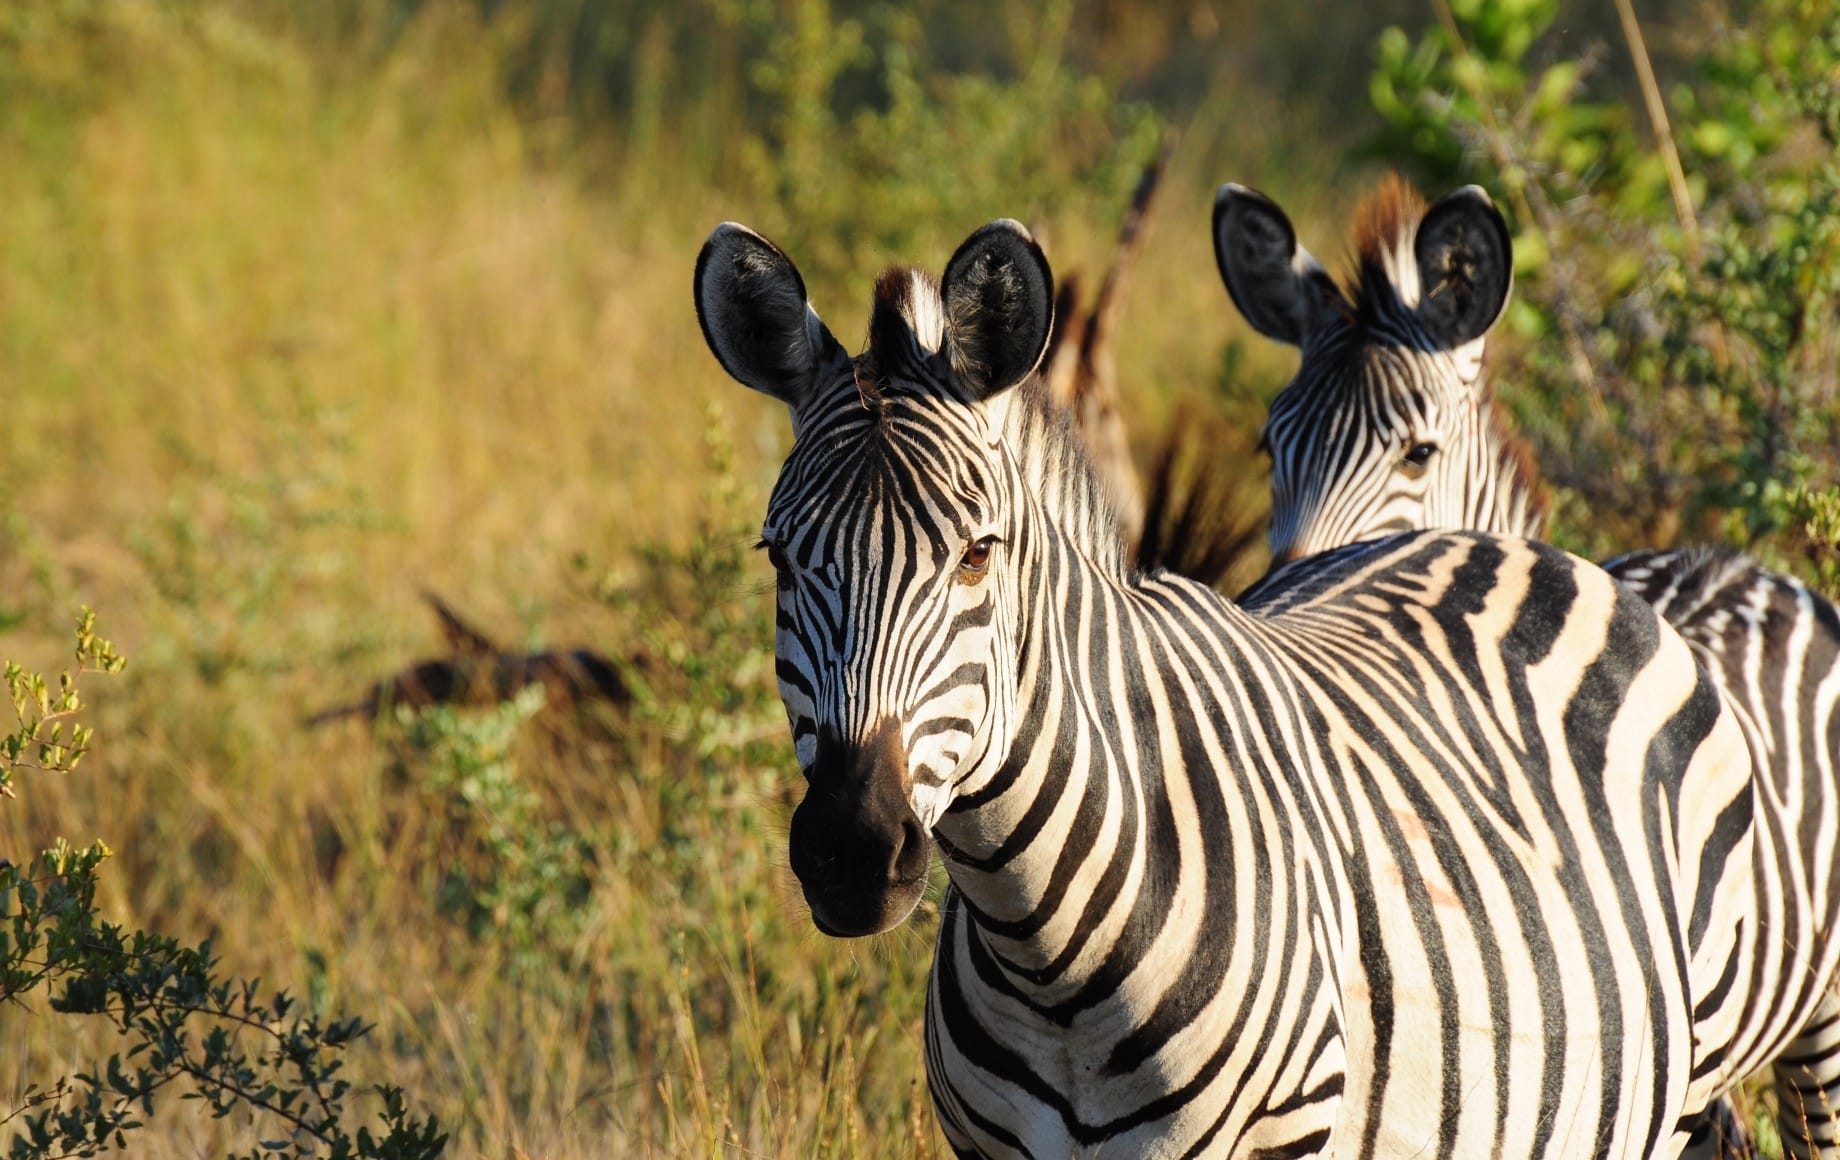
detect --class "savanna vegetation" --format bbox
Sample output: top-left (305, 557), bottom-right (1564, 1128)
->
top-left (1, 0), bottom-right (1835, 1155)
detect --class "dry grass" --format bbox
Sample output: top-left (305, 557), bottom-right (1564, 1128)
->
top-left (0, 4), bottom-right (1392, 1156)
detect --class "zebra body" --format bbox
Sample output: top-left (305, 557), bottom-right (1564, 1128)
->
top-left (696, 219), bottom-right (1767, 1156)
top-left (1609, 548), bottom-right (1840, 1157)
top-left (1214, 177), bottom-right (1840, 1157)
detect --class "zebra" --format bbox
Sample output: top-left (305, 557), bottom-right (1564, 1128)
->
top-left (696, 216), bottom-right (1778, 1156)
top-left (1213, 175), bottom-right (1544, 567)
top-left (1212, 175), bottom-right (1840, 1157)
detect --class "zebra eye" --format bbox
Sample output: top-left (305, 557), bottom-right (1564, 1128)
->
top-left (958, 535), bottom-right (997, 581)
top-left (758, 539), bottom-right (792, 588)
top-left (1403, 442), bottom-right (1438, 471)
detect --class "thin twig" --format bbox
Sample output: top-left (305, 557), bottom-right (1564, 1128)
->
top-left (1613, 0), bottom-right (1700, 252)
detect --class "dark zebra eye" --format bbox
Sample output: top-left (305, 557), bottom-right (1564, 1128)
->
top-left (959, 535), bottom-right (996, 581)
top-left (1403, 442), bottom-right (1438, 470)
top-left (757, 539), bottom-right (792, 587)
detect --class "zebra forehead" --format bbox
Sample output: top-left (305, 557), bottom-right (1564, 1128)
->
top-left (772, 408), bottom-right (989, 524)
top-left (1274, 343), bottom-right (1444, 417)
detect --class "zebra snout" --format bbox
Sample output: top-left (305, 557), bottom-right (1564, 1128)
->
top-left (788, 720), bottom-right (931, 938)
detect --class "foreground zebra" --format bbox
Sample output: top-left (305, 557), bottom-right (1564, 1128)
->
top-left (1213, 176), bottom-right (1840, 1157)
top-left (697, 217), bottom-right (1778, 1156)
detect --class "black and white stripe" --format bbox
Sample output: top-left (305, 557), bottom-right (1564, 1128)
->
top-left (1215, 177), bottom-right (1840, 1159)
top-left (698, 217), bottom-right (1771, 1157)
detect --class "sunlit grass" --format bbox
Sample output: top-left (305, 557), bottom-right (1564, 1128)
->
top-left (0, 3), bottom-right (1389, 1155)
top-left (0, 6), bottom-right (908, 1155)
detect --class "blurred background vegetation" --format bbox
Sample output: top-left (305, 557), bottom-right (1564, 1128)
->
top-left (0, 0), bottom-right (1834, 1154)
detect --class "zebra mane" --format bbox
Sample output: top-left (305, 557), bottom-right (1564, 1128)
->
top-left (1486, 396), bottom-right (1552, 536)
top-left (860, 264), bottom-right (1131, 579)
top-left (861, 267), bottom-right (947, 403)
top-left (1009, 377), bottom-right (1132, 578)
top-left (1348, 172), bottom-right (1429, 318)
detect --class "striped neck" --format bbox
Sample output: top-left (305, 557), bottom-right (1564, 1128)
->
top-left (1001, 379), bottom-right (1131, 581)
top-left (930, 423), bottom-right (1281, 1004)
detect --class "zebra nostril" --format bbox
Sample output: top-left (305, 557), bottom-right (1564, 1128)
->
top-left (894, 816), bottom-right (927, 880)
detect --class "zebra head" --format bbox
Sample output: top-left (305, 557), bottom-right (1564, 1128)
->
top-left (695, 220), bottom-right (1054, 937)
top-left (1213, 177), bottom-right (1535, 564)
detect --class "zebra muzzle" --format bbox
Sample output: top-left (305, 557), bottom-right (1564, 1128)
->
top-left (788, 720), bottom-right (931, 937)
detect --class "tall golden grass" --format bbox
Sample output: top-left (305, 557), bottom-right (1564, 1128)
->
top-left (5, 0), bottom-right (1836, 1154)
top-left (0, 3), bottom-right (1328, 1154)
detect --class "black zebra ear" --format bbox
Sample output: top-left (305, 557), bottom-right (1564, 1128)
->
top-left (694, 222), bottom-right (846, 409)
top-left (940, 220), bottom-right (1054, 399)
top-left (1213, 183), bottom-right (1346, 346)
top-left (1413, 186), bottom-right (1512, 349)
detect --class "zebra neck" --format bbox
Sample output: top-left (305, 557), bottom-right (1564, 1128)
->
top-left (1461, 394), bottom-right (1546, 539)
top-left (933, 518), bottom-right (1290, 1003)
top-left (1003, 381), bottom-right (1129, 579)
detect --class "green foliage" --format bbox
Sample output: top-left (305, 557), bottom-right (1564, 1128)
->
top-left (1367, 0), bottom-right (1840, 584)
top-left (1, 610), bottom-right (123, 797)
top-left (1369, 0), bottom-right (1663, 232)
top-left (0, 841), bottom-right (112, 1015)
top-left (586, 404), bottom-right (797, 874)
top-left (726, 0), bottom-right (1165, 293)
top-left (1, 877), bottom-right (448, 1160)
top-left (391, 686), bottom-right (596, 976)
top-left (602, 406), bottom-right (783, 770)
top-left (1780, 484), bottom-right (1840, 594)
top-left (2, 618), bottom-right (447, 1158)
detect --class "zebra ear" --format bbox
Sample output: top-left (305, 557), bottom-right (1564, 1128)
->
top-left (940, 220), bottom-right (1055, 399)
top-left (1213, 183), bottom-right (1345, 346)
top-left (1412, 186), bottom-right (1512, 348)
top-left (695, 222), bottom-right (846, 409)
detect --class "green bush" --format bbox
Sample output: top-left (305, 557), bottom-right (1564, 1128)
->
top-left (723, 0), bottom-right (1165, 296)
top-left (2, 613), bottom-right (447, 1159)
top-left (390, 686), bottom-right (597, 977)
top-left (1367, 0), bottom-right (1840, 588)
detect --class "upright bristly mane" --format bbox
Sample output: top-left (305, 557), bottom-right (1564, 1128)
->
top-left (1485, 396), bottom-right (1552, 537)
top-left (1010, 378), bottom-right (1132, 578)
top-left (856, 266), bottom-right (946, 405)
top-left (861, 265), bottom-right (1130, 579)
top-left (1348, 172), bottom-right (1429, 316)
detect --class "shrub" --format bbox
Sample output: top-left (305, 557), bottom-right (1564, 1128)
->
top-left (1367, 0), bottom-right (1840, 588)
top-left (2, 612), bottom-right (446, 1159)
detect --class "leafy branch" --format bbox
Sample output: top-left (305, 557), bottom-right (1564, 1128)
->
top-left (2, 613), bottom-right (447, 1158)
top-left (1367, 0), bottom-right (1840, 570)
top-left (1, 608), bottom-right (124, 795)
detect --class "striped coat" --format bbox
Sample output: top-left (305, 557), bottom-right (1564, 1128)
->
top-left (697, 218), bottom-right (1768, 1156)
top-left (1214, 176), bottom-right (1840, 1158)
